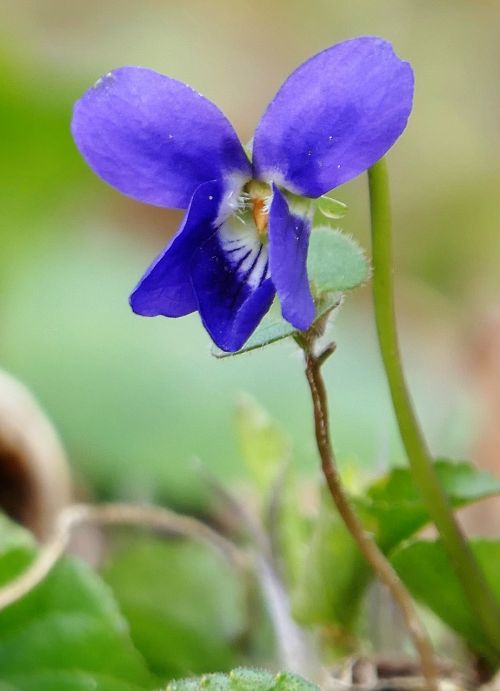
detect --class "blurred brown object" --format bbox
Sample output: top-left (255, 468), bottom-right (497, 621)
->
top-left (481, 671), bottom-right (500, 690)
top-left (0, 369), bottom-right (72, 538)
top-left (328, 655), bottom-right (475, 690)
top-left (461, 310), bottom-right (500, 536)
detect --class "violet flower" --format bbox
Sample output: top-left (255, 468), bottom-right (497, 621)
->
top-left (71, 37), bottom-right (413, 352)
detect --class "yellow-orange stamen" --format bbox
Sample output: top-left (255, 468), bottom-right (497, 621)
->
top-left (252, 197), bottom-right (268, 239)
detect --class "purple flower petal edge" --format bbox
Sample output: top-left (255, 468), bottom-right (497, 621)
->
top-left (130, 180), bottom-right (224, 317)
top-left (72, 66), bottom-right (251, 210)
top-left (253, 37), bottom-right (414, 197)
top-left (268, 185), bottom-right (314, 331)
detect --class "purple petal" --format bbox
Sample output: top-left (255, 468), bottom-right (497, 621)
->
top-left (130, 180), bottom-right (223, 317)
top-left (253, 37), bottom-right (414, 197)
top-left (269, 185), bottom-right (314, 331)
top-left (71, 67), bottom-right (251, 209)
top-left (191, 224), bottom-right (275, 351)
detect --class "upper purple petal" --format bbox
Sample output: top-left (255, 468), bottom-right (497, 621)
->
top-left (253, 37), bottom-right (414, 197)
top-left (130, 180), bottom-right (223, 317)
top-left (269, 185), bottom-right (314, 331)
top-left (71, 67), bottom-right (251, 209)
top-left (190, 225), bottom-right (275, 351)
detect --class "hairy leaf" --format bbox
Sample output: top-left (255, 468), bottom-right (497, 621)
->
top-left (165, 668), bottom-right (319, 690)
top-left (307, 227), bottom-right (369, 294)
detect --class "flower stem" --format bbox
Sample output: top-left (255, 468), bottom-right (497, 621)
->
top-left (301, 346), bottom-right (439, 689)
top-left (368, 158), bottom-right (500, 663)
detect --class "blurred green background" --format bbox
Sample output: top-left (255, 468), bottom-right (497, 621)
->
top-left (1, 0), bottom-right (499, 508)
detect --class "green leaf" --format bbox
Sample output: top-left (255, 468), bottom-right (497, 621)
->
top-left (291, 460), bottom-right (500, 639)
top-left (273, 672), bottom-right (319, 691)
top-left (101, 535), bottom-right (247, 682)
top-left (391, 539), bottom-right (500, 662)
top-left (2, 671), bottom-right (147, 691)
top-left (369, 459), bottom-right (500, 505)
top-left (291, 492), bottom-right (370, 637)
top-left (0, 682), bottom-right (18, 691)
top-left (307, 227), bottom-right (370, 294)
top-left (235, 395), bottom-right (290, 489)
top-left (360, 460), bottom-right (500, 551)
top-left (0, 515), bottom-right (155, 690)
top-left (165, 668), bottom-right (319, 690)
top-left (227, 668), bottom-right (273, 690)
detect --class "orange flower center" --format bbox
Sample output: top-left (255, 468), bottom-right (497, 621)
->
top-left (245, 180), bottom-right (271, 242)
top-left (252, 197), bottom-right (268, 239)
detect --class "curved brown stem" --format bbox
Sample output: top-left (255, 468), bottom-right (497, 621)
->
top-left (0, 502), bottom-right (243, 612)
top-left (303, 348), bottom-right (439, 691)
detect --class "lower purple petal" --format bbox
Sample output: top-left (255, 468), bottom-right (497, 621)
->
top-left (130, 180), bottom-right (223, 317)
top-left (269, 185), bottom-right (314, 331)
top-left (191, 232), bottom-right (275, 351)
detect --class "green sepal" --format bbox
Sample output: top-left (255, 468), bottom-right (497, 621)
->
top-left (317, 195), bottom-right (348, 220)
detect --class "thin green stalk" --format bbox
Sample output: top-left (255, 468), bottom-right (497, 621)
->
top-left (368, 158), bottom-right (500, 664)
top-left (302, 345), bottom-right (439, 690)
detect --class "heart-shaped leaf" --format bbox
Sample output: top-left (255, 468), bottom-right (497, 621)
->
top-left (0, 515), bottom-right (154, 690)
top-left (307, 227), bottom-right (369, 294)
top-left (359, 460), bottom-right (500, 551)
top-left (391, 539), bottom-right (500, 664)
top-left (102, 535), bottom-right (248, 682)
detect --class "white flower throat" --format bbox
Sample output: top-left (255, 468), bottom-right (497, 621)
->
top-left (218, 180), bottom-right (272, 289)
